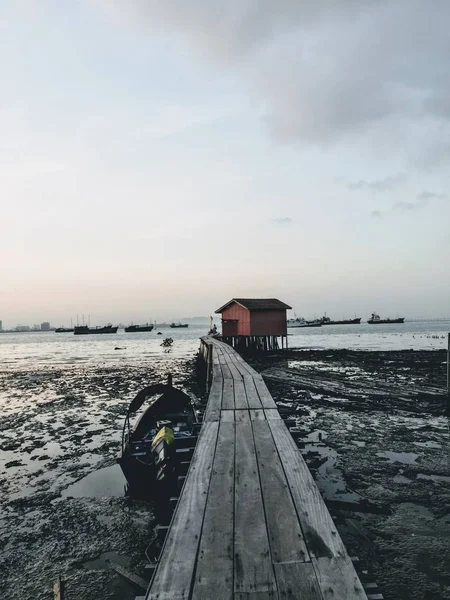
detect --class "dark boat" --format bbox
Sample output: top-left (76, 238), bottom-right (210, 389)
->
top-left (367, 313), bottom-right (405, 324)
top-left (169, 323), bottom-right (189, 328)
top-left (125, 323), bottom-right (154, 333)
top-left (321, 316), bottom-right (361, 325)
top-left (117, 377), bottom-right (198, 496)
top-left (55, 327), bottom-right (74, 333)
top-left (74, 324), bottom-right (118, 335)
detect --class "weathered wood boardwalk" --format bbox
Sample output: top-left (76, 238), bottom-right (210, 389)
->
top-left (144, 338), bottom-right (368, 600)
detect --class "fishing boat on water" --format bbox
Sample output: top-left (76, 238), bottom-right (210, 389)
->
top-left (74, 324), bottom-right (118, 335)
top-left (117, 376), bottom-right (198, 495)
top-left (169, 323), bottom-right (189, 328)
top-left (125, 323), bottom-right (154, 333)
top-left (55, 327), bottom-right (74, 333)
top-left (367, 313), bottom-right (405, 324)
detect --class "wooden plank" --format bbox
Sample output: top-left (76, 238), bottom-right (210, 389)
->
top-left (244, 377), bottom-right (263, 409)
top-left (221, 410), bottom-right (235, 422)
top-left (268, 420), bottom-right (347, 559)
top-left (312, 556), bottom-right (368, 600)
top-left (212, 341), bottom-right (259, 378)
top-left (235, 409), bottom-right (250, 423)
top-left (222, 378), bottom-right (234, 410)
top-left (273, 562), bottom-right (323, 600)
top-left (234, 421), bottom-right (277, 596)
top-left (233, 378), bottom-right (249, 409)
top-left (234, 593), bottom-right (277, 600)
top-left (264, 409), bottom-right (282, 420)
top-left (218, 352), bottom-right (227, 364)
top-left (147, 422), bottom-right (219, 599)
top-left (252, 420), bottom-right (309, 563)
top-left (191, 421), bottom-right (235, 600)
top-left (204, 378), bottom-right (223, 423)
top-left (225, 358), bottom-right (243, 382)
top-left (253, 376), bottom-right (277, 409)
top-left (110, 562), bottom-right (149, 591)
top-left (249, 409), bottom-right (265, 420)
top-left (221, 362), bottom-right (233, 380)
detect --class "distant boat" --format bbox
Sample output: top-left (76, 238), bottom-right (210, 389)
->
top-left (287, 318), bottom-right (322, 328)
top-left (74, 324), bottom-right (118, 335)
top-left (321, 315), bottom-right (361, 325)
top-left (55, 327), bottom-right (74, 333)
top-left (169, 323), bottom-right (189, 328)
top-left (367, 313), bottom-right (405, 324)
top-left (125, 323), bottom-right (154, 333)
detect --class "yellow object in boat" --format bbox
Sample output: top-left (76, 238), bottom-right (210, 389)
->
top-left (151, 426), bottom-right (175, 449)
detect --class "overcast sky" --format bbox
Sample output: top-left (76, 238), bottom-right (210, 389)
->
top-left (1, 1), bottom-right (449, 325)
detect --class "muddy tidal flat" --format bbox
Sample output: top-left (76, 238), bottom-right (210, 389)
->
top-left (248, 348), bottom-right (450, 600)
top-left (1, 327), bottom-right (449, 600)
top-left (0, 330), bottom-right (207, 600)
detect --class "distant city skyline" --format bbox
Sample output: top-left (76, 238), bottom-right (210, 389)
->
top-left (2, 3), bottom-right (450, 322)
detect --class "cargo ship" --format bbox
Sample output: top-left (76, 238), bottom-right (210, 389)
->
top-left (367, 313), bottom-right (405, 324)
top-left (125, 323), bottom-right (154, 333)
top-left (74, 324), bottom-right (118, 335)
top-left (321, 315), bottom-right (361, 325)
top-left (287, 318), bottom-right (322, 328)
top-left (169, 323), bottom-right (189, 328)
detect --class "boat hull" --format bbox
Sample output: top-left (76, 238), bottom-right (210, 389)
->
top-left (117, 382), bottom-right (197, 497)
top-left (368, 318), bottom-right (405, 324)
top-left (322, 318), bottom-right (361, 325)
top-left (74, 326), bottom-right (118, 335)
top-left (125, 325), bottom-right (154, 332)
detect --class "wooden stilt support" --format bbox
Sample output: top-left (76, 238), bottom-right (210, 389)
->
top-left (53, 576), bottom-right (64, 600)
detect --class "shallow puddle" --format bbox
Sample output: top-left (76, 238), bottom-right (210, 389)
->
top-left (61, 464), bottom-right (126, 498)
top-left (376, 451), bottom-right (419, 464)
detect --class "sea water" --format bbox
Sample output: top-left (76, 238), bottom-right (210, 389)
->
top-left (0, 320), bottom-right (448, 372)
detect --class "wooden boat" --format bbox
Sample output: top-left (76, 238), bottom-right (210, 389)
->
top-left (117, 377), bottom-right (198, 496)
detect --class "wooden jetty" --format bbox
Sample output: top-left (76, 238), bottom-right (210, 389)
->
top-left (143, 337), bottom-right (368, 600)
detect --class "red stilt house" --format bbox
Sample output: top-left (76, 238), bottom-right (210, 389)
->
top-left (215, 298), bottom-right (292, 350)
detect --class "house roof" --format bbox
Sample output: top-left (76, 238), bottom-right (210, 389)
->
top-left (215, 298), bottom-right (292, 313)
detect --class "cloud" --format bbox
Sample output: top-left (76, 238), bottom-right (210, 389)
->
top-left (271, 217), bottom-right (293, 225)
top-left (90, 0), bottom-right (450, 156)
top-left (346, 173), bottom-right (406, 193)
top-left (373, 189), bottom-right (447, 217)
top-left (393, 201), bottom-right (418, 212)
top-left (417, 190), bottom-right (447, 201)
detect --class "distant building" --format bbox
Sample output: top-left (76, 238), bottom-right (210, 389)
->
top-left (41, 322), bottom-right (51, 331)
top-left (16, 325), bottom-right (30, 332)
top-left (0, 320), bottom-right (2, 331)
